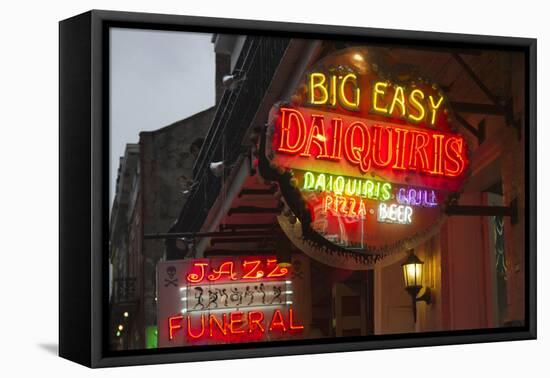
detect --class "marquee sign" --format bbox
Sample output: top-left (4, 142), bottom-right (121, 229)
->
top-left (157, 256), bottom-right (303, 347)
top-left (262, 47), bottom-right (470, 263)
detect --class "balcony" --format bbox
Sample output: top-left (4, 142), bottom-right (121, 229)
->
top-left (172, 36), bottom-right (290, 234)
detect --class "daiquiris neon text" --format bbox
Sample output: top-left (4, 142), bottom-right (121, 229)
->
top-left (275, 106), bottom-right (467, 179)
top-left (301, 170), bottom-right (391, 201)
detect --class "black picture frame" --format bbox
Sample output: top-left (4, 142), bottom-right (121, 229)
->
top-left (59, 9), bottom-right (537, 368)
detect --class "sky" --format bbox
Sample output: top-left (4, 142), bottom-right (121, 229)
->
top-left (109, 28), bottom-right (216, 206)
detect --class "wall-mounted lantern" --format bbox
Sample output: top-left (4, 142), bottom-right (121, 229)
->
top-left (402, 250), bottom-right (432, 322)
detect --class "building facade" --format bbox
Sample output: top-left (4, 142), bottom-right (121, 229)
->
top-left (109, 39), bottom-right (231, 348)
top-left (168, 36), bottom-right (526, 341)
top-left (110, 33), bottom-right (526, 349)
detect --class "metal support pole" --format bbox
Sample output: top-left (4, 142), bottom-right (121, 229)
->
top-left (450, 101), bottom-right (507, 116)
top-left (144, 230), bottom-right (281, 240)
top-left (445, 198), bottom-right (518, 224)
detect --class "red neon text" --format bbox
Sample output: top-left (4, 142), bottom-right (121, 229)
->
top-left (186, 257), bottom-right (290, 284)
top-left (274, 107), bottom-right (467, 179)
top-left (168, 307), bottom-right (304, 342)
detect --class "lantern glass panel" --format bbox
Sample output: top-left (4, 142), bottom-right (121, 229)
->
top-left (403, 262), bottom-right (423, 287)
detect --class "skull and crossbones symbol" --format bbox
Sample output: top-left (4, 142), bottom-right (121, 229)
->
top-left (164, 266), bottom-right (178, 287)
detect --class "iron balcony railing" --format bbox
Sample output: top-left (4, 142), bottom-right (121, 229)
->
top-left (172, 36), bottom-right (290, 234)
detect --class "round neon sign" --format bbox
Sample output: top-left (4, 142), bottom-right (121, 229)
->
top-left (260, 47), bottom-right (470, 268)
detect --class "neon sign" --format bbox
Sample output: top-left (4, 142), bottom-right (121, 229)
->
top-left (323, 193), bottom-right (369, 218)
top-left (377, 203), bottom-right (414, 225)
top-left (301, 170), bottom-right (391, 201)
top-left (181, 281), bottom-right (293, 313)
top-left (307, 72), bottom-right (361, 110)
top-left (274, 106), bottom-right (467, 185)
top-left (396, 187), bottom-right (438, 207)
top-left (157, 257), bottom-right (304, 347)
top-left (262, 47), bottom-right (469, 258)
top-left (167, 308), bottom-right (303, 342)
top-left (307, 73), bottom-right (445, 126)
top-left (185, 259), bottom-right (289, 284)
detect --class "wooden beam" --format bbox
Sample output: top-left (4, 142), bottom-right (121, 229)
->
top-left (238, 187), bottom-right (277, 197)
top-left (450, 101), bottom-right (507, 116)
top-left (228, 205), bottom-right (281, 215)
top-left (454, 112), bottom-right (483, 141)
top-left (452, 53), bottom-right (501, 105)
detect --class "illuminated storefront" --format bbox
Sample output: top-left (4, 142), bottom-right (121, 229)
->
top-left (157, 256), bottom-right (303, 347)
top-left (111, 34), bottom-right (526, 349)
top-left (264, 52), bottom-right (469, 260)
